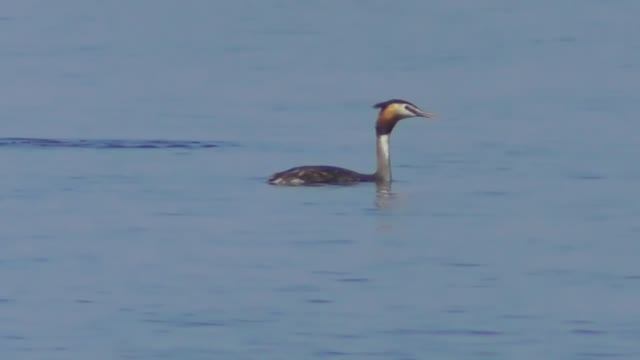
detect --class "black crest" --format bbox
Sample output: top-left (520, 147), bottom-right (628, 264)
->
top-left (373, 99), bottom-right (417, 109)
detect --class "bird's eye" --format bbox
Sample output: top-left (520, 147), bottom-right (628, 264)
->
top-left (404, 105), bottom-right (418, 115)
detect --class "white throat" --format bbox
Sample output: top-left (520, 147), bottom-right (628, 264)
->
top-left (376, 134), bottom-right (391, 182)
top-left (379, 134), bottom-right (390, 159)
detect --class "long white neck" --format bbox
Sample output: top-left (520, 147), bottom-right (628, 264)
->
top-left (375, 134), bottom-right (391, 183)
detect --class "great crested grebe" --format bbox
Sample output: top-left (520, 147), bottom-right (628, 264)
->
top-left (268, 99), bottom-right (434, 186)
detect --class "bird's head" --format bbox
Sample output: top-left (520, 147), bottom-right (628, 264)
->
top-left (373, 99), bottom-right (433, 135)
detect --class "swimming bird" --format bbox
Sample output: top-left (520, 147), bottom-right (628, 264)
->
top-left (268, 99), bottom-right (434, 186)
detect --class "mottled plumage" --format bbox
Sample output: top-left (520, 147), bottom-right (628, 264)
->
top-left (268, 166), bottom-right (374, 186)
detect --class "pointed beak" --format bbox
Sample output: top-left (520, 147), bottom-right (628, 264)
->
top-left (420, 111), bottom-right (435, 118)
top-left (412, 108), bottom-right (434, 118)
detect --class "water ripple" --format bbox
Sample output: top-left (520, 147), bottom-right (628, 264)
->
top-left (142, 318), bottom-right (226, 328)
top-left (336, 278), bottom-right (370, 283)
top-left (576, 353), bottom-right (626, 358)
top-left (571, 329), bottom-right (607, 336)
top-left (385, 328), bottom-right (503, 337)
top-left (306, 299), bottom-right (333, 304)
top-left (0, 137), bottom-right (233, 149)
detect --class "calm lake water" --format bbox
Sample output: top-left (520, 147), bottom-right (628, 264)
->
top-left (1, 1), bottom-right (640, 359)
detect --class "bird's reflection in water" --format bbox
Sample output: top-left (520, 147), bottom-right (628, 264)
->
top-left (374, 182), bottom-right (396, 210)
top-left (373, 183), bottom-right (397, 233)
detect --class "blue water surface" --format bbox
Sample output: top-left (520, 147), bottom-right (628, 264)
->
top-left (1, 1), bottom-right (639, 359)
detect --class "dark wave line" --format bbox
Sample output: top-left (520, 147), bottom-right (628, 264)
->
top-left (0, 138), bottom-right (233, 149)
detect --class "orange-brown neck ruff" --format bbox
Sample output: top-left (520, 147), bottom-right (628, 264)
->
top-left (375, 106), bottom-right (401, 136)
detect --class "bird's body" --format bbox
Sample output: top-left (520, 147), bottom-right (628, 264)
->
top-left (268, 166), bottom-right (374, 186)
top-left (268, 99), bottom-right (433, 186)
